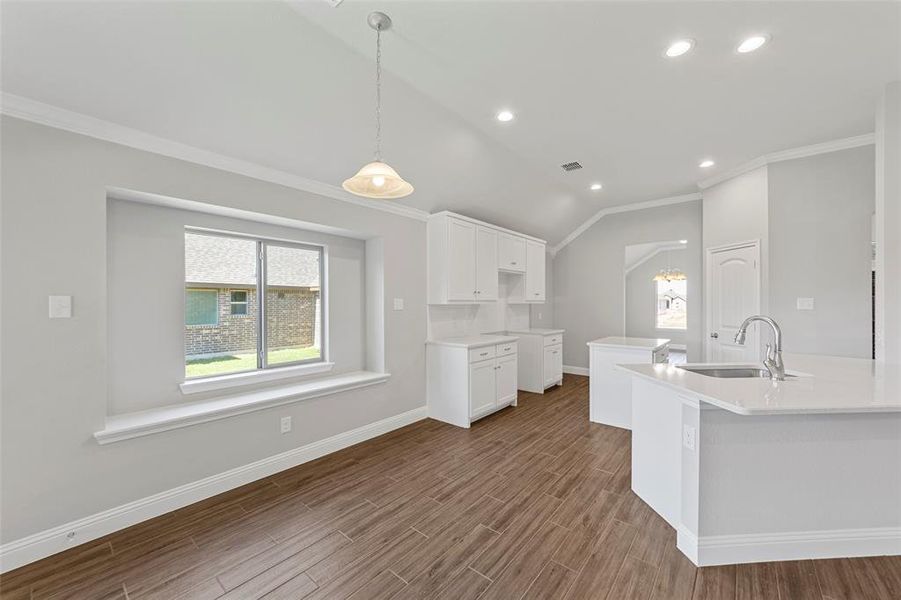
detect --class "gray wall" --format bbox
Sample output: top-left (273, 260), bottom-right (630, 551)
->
top-left (553, 201), bottom-right (703, 369)
top-left (0, 116), bottom-right (427, 543)
top-left (768, 146), bottom-right (875, 358)
top-left (625, 248), bottom-right (688, 347)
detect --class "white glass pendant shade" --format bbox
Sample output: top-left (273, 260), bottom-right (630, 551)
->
top-left (342, 160), bottom-right (414, 199)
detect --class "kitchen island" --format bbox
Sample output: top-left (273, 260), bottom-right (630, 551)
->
top-left (616, 354), bottom-right (901, 566)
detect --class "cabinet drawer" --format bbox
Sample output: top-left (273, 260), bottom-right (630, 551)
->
top-left (543, 334), bottom-right (563, 346)
top-left (469, 346), bottom-right (496, 363)
top-left (496, 342), bottom-right (517, 357)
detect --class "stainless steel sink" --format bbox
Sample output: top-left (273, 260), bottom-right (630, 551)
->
top-left (677, 366), bottom-right (795, 379)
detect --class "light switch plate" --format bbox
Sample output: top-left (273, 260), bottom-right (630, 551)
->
top-left (796, 297), bottom-right (815, 311)
top-left (49, 295), bottom-right (72, 318)
top-left (682, 424), bottom-right (696, 451)
top-left (393, 298), bottom-right (404, 311)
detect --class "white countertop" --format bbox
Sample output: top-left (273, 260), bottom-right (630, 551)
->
top-left (588, 336), bottom-right (670, 351)
top-left (502, 328), bottom-right (565, 336)
top-left (616, 353), bottom-right (901, 415)
top-left (426, 334), bottom-right (520, 349)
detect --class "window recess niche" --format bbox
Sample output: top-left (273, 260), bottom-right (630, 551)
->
top-left (427, 211), bottom-right (546, 305)
top-left (105, 191), bottom-right (385, 419)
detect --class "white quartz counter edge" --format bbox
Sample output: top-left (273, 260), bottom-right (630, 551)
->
top-left (588, 338), bottom-right (670, 351)
top-left (504, 328), bottom-right (565, 336)
top-left (614, 362), bottom-right (901, 416)
top-left (426, 335), bottom-right (520, 349)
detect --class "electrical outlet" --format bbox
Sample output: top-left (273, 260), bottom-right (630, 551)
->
top-left (682, 424), bottom-right (696, 451)
top-left (393, 298), bottom-right (404, 311)
top-left (280, 416), bottom-right (292, 434)
top-left (49, 295), bottom-right (72, 318)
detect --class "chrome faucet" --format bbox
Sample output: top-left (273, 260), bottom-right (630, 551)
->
top-left (734, 315), bottom-right (785, 381)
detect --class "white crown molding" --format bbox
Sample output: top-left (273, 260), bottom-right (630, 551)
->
top-left (0, 93), bottom-right (430, 222)
top-left (0, 405), bottom-right (428, 573)
top-left (623, 243), bottom-right (686, 276)
top-left (551, 193), bottom-right (701, 256)
top-left (551, 132), bottom-right (876, 256)
top-left (697, 133), bottom-right (876, 190)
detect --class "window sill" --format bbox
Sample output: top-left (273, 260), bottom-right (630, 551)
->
top-left (95, 371), bottom-right (390, 445)
top-left (180, 361), bottom-right (335, 395)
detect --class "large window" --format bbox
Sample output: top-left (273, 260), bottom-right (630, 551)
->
top-left (655, 279), bottom-right (687, 330)
top-left (184, 231), bottom-right (323, 379)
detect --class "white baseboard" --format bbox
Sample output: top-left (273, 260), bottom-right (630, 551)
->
top-left (678, 525), bottom-right (901, 566)
top-left (0, 406), bottom-right (428, 573)
top-left (563, 365), bottom-right (589, 376)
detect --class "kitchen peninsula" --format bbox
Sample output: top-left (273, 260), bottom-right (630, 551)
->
top-left (617, 354), bottom-right (901, 566)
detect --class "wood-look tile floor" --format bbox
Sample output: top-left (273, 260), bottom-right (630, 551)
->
top-left (3, 374), bottom-right (900, 600)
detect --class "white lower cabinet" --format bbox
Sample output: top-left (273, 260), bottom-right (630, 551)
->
top-left (469, 358), bottom-right (499, 418)
top-left (427, 341), bottom-right (518, 428)
top-left (510, 331), bottom-right (564, 393)
top-left (543, 344), bottom-right (563, 388)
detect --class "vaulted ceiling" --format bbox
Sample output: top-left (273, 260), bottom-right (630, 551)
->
top-left (2, 1), bottom-right (898, 244)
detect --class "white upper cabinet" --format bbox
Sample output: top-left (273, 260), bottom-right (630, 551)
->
top-left (428, 211), bottom-right (546, 305)
top-left (475, 226), bottom-right (499, 301)
top-left (525, 240), bottom-right (546, 302)
top-left (445, 218), bottom-right (477, 301)
top-left (498, 233), bottom-right (526, 272)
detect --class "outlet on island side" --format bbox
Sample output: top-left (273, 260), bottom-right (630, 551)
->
top-left (280, 416), bottom-right (292, 434)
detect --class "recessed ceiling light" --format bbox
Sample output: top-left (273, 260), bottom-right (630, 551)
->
top-left (665, 39), bottom-right (694, 58)
top-left (496, 110), bottom-right (514, 122)
top-left (679, 240), bottom-right (688, 244)
top-left (699, 159), bottom-right (715, 168)
top-left (737, 35), bottom-right (768, 53)
top-left (590, 183), bottom-right (603, 191)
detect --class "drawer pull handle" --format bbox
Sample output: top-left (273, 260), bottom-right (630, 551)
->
top-left (504, 347), bottom-right (510, 351)
top-left (480, 352), bottom-right (488, 356)
top-left (511, 261), bottom-right (517, 265)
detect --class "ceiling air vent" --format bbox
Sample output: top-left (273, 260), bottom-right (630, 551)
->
top-left (560, 161), bottom-right (583, 172)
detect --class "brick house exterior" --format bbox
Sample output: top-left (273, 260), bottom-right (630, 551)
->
top-left (184, 288), bottom-right (319, 357)
top-left (184, 233), bottom-right (320, 358)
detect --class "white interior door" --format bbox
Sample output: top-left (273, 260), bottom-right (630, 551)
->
top-left (475, 226), bottom-right (499, 301)
top-left (447, 219), bottom-right (476, 301)
top-left (707, 243), bottom-right (760, 362)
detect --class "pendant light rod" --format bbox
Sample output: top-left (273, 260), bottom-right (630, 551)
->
top-left (368, 12), bottom-right (391, 162)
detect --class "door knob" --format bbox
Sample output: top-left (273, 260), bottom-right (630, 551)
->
top-left (710, 332), bottom-right (719, 339)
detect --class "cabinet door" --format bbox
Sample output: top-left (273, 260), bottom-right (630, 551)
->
top-left (525, 240), bottom-right (546, 302)
top-left (475, 226), bottom-right (498, 301)
top-left (495, 354), bottom-right (518, 406)
top-left (469, 359), bottom-right (497, 418)
top-left (498, 233), bottom-right (526, 272)
top-left (543, 344), bottom-right (562, 387)
top-left (447, 218), bottom-right (477, 301)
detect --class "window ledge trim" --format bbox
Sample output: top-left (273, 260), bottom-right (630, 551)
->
top-left (95, 371), bottom-right (390, 445)
top-left (180, 361), bottom-right (335, 395)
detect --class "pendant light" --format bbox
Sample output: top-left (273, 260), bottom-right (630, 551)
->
top-left (342, 12), bottom-right (414, 199)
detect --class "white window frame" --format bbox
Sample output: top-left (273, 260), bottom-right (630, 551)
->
top-left (654, 278), bottom-right (688, 331)
top-left (183, 228), bottom-right (329, 386)
top-left (229, 289), bottom-right (249, 316)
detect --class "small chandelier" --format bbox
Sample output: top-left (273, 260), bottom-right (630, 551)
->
top-left (653, 268), bottom-right (687, 282)
top-left (342, 12), bottom-right (414, 200)
top-left (653, 248), bottom-right (686, 282)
